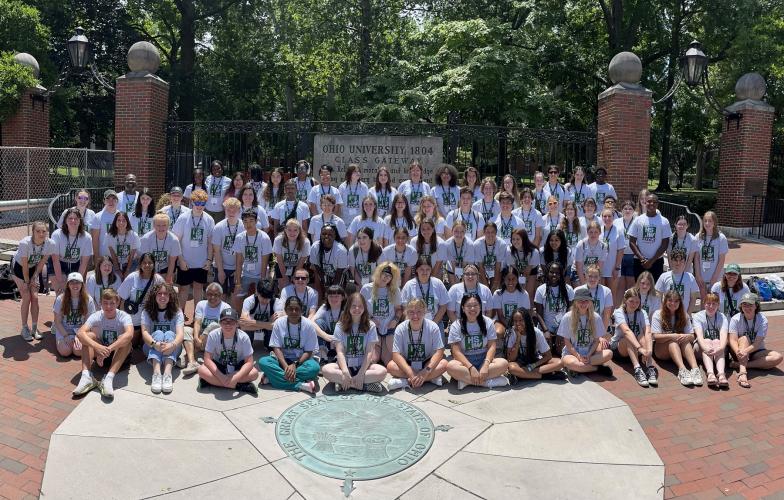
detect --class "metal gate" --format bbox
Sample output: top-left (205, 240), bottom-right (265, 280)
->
top-left (166, 120), bottom-right (596, 189)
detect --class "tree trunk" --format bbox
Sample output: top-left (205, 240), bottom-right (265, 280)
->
top-left (693, 143), bottom-right (705, 189)
top-left (656, 0), bottom-right (681, 193)
top-left (177, 0), bottom-right (196, 122)
top-left (358, 0), bottom-right (372, 86)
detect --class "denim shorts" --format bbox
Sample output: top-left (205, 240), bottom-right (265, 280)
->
top-left (466, 352), bottom-right (487, 370)
top-left (143, 330), bottom-right (182, 364)
top-left (621, 254), bottom-right (635, 277)
top-left (562, 344), bottom-right (591, 358)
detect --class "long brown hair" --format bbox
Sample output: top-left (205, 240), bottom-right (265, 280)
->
top-left (263, 168), bottom-right (285, 204)
top-left (143, 282), bottom-right (180, 321)
top-left (60, 278), bottom-right (90, 318)
top-left (660, 290), bottom-right (689, 333)
top-left (415, 219), bottom-right (438, 256)
top-left (338, 292), bottom-right (372, 333)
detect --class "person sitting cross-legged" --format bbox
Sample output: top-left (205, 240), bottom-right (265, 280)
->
top-left (505, 308), bottom-right (565, 382)
top-left (197, 308), bottom-right (259, 395)
top-left (258, 296), bottom-right (320, 393)
top-left (73, 288), bottom-right (134, 400)
top-left (386, 298), bottom-right (449, 391)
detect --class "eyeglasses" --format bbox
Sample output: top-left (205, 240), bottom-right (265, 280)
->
top-left (548, 201), bottom-right (558, 206)
top-left (294, 276), bottom-right (308, 281)
top-left (193, 201), bottom-right (207, 207)
top-left (77, 196), bottom-right (89, 201)
top-left (464, 272), bottom-right (478, 277)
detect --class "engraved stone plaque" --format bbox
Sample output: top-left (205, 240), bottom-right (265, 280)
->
top-left (275, 394), bottom-right (435, 480)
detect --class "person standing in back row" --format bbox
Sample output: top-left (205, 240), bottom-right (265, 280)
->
top-left (628, 193), bottom-right (671, 281)
top-left (205, 160), bottom-right (231, 222)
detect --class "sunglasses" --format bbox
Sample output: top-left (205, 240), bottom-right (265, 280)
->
top-left (193, 201), bottom-right (207, 207)
top-left (77, 195), bottom-right (89, 201)
top-left (293, 276), bottom-right (308, 281)
top-left (548, 171), bottom-right (558, 175)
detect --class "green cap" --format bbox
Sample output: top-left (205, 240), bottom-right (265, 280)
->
top-left (724, 263), bottom-right (741, 274)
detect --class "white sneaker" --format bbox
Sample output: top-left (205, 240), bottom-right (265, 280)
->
top-left (677, 368), bottom-right (693, 387)
top-left (100, 376), bottom-right (115, 399)
top-left (457, 380), bottom-right (468, 390)
top-left (21, 325), bottom-right (33, 342)
top-left (32, 326), bottom-right (42, 340)
top-left (182, 362), bottom-right (200, 376)
top-left (430, 376), bottom-right (443, 387)
top-left (690, 368), bottom-right (703, 386)
top-left (387, 378), bottom-right (409, 391)
top-left (485, 376), bottom-right (510, 388)
top-left (73, 372), bottom-right (96, 396)
top-left (162, 374), bottom-right (173, 393)
top-left (151, 373), bottom-right (163, 393)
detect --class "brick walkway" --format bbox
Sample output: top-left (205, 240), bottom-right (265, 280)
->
top-left (596, 315), bottom-right (784, 500)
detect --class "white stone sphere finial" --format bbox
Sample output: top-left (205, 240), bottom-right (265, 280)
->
top-left (14, 52), bottom-right (40, 79)
top-left (608, 52), bottom-right (642, 85)
top-left (127, 41), bottom-right (160, 74)
top-left (735, 72), bottom-right (766, 101)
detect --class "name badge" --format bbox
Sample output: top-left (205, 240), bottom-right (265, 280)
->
top-left (190, 239), bottom-right (201, 248)
top-left (518, 275), bottom-right (526, 285)
top-left (455, 267), bottom-right (463, 279)
top-left (246, 263), bottom-right (256, 272)
top-left (486, 269), bottom-right (495, 279)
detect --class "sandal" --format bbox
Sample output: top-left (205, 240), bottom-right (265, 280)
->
top-left (706, 373), bottom-right (718, 387)
top-left (718, 374), bottom-right (729, 388)
top-left (737, 373), bottom-right (750, 389)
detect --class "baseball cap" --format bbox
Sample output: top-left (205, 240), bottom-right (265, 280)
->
top-left (104, 189), bottom-right (118, 200)
top-left (724, 263), bottom-right (741, 274)
top-left (170, 186), bottom-right (183, 195)
top-left (66, 272), bottom-right (83, 283)
top-left (739, 293), bottom-right (758, 306)
top-left (220, 308), bottom-right (240, 322)
top-left (574, 288), bottom-right (593, 302)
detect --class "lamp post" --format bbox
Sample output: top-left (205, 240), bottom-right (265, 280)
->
top-left (66, 27), bottom-right (116, 93)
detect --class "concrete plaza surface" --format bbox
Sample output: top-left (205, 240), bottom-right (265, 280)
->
top-left (40, 362), bottom-right (663, 500)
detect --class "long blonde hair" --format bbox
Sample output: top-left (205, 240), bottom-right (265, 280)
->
top-left (414, 195), bottom-right (443, 226)
top-left (371, 262), bottom-right (401, 305)
top-left (569, 298), bottom-right (599, 338)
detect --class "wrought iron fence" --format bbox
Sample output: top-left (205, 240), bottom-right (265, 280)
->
top-left (0, 147), bottom-right (114, 233)
top-left (630, 193), bottom-right (704, 235)
top-left (166, 120), bottom-right (596, 189)
top-left (752, 195), bottom-right (784, 242)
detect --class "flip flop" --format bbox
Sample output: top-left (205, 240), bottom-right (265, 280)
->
top-left (737, 373), bottom-right (750, 389)
top-left (718, 374), bottom-right (729, 388)
top-left (706, 373), bottom-right (718, 387)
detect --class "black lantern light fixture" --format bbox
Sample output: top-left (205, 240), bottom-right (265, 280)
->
top-left (43, 26), bottom-right (115, 96)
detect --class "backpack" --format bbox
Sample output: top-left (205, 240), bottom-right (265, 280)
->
top-left (747, 276), bottom-right (773, 302)
top-left (0, 264), bottom-right (19, 300)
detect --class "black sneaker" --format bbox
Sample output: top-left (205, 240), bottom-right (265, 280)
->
top-left (509, 374), bottom-right (520, 385)
top-left (634, 366), bottom-right (649, 387)
top-left (236, 382), bottom-right (258, 396)
top-left (647, 366), bottom-right (659, 386)
top-left (363, 382), bottom-right (384, 393)
top-left (542, 371), bottom-right (567, 381)
top-left (197, 378), bottom-right (213, 390)
top-left (596, 365), bottom-right (613, 377)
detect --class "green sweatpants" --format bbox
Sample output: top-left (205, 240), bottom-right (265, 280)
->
top-left (258, 355), bottom-right (319, 391)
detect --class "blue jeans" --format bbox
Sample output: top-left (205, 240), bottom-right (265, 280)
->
top-left (143, 330), bottom-right (181, 365)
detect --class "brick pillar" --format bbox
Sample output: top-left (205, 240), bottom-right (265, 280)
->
top-left (597, 84), bottom-right (652, 202)
top-left (0, 86), bottom-right (49, 147)
top-left (716, 100), bottom-right (774, 234)
top-left (114, 74), bottom-right (169, 195)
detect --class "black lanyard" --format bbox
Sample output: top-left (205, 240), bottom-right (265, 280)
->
top-left (294, 288), bottom-right (309, 308)
top-left (417, 278), bottom-right (431, 305)
top-left (743, 314), bottom-right (757, 341)
top-left (408, 322), bottom-right (423, 345)
top-left (500, 214), bottom-right (513, 235)
top-left (394, 246), bottom-right (406, 263)
top-left (705, 312), bottom-right (717, 335)
top-left (219, 332), bottom-right (236, 352)
top-left (191, 215), bottom-right (203, 230)
top-left (65, 234), bottom-right (79, 256)
top-left (453, 240), bottom-right (465, 262)
top-left (625, 310), bottom-right (638, 334)
top-left (286, 321), bottom-right (301, 348)
top-left (155, 234), bottom-right (167, 253)
top-left (603, 225), bottom-right (614, 244)
top-left (484, 241), bottom-right (496, 260)
top-left (227, 221), bottom-right (239, 240)
top-left (481, 199), bottom-right (497, 219)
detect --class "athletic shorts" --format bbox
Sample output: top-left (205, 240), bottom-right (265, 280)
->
top-left (176, 267), bottom-right (208, 286)
top-left (13, 262), bottom-right (35, 281)
top-left (621, 254), bottom-right (636, 277)
top-left (59, 260), bottom-right (80, 275)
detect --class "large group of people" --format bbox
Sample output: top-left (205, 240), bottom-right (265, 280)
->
top-left (10, 159), bottom-right (782, 400)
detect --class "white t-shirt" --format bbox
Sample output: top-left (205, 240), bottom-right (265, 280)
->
top-left (128, 213), bottom-right (153, 236)
top-left (91, 208), bottom-right (120, 256)
top-left (308, 213), bottom-right (349, 241)
top-left (575, 284), bottom-right (614, 323)
top-left (473, 199), bottom-right (500, 224)
top-left (493, 214), bottom-right (524, 243)
top-left (447, 282), bottom-right (494, 313)
top-left (139, 231), bottom-right (182, 272)
top-left (565, 183), bottom-right (595, 215)
top-left (205, 175), bottom-right (231, 212)
top-left (506, 326), bottom-right (549, 360)
top-left (650, 309), bottom-right (694, 335)
top-left (231, 230), bottom-right (273, 279)
top-left (384, 214), bottom-right (418, 236)
top-left (183, 183), bottom-right (206, 199)
top-left (338, 181), bottom-right (370, 222)
top-left (360, 284), bottom-right (399, 334)
top-left (141, 309), bottom-right (185, 334)
top-left (655, 271), bottom-right (699, 311)
top-left (348, 244), bottom-right (379, 285)
top-left (589, 182), bottom-right (617, 206)
top-left (614, 216), bottom-right (636, 255)
top-left (670, 232), bottom-right (699, 263)
top-left (84, 309), bottom-right (133, 346)
top-left (473, 237), bottom-right (509, 278)
top-left (160, 204), bottom-right (191, 230)
top-left (242, 294), bottom-right (277, 333)
top-left (541, 213), bottom-right (565, 247)
top-left (432, 185), bottom-right (460, 216)
top-left (51, 230), bottom-right (93, 264)
top-left (728, 312), bottom-right (768, 345)
top-left (409, 236), bottom-right (447, 267)
top-left (397, 180), bottom-right (431, 214)
top-left (696, 233), bottom-right (729, 282)
top-left (105, 231), bottom-right (141, 263)
top-left (194, 300), bottom-right (231, 331)
top-left (574, 238), bottom-right (609, 271)
top-left (12, 235), bottom-right (55, 269)
top-left (117, 272), bottom-right (165, 325)
top-left (543, 182), bottom-right (567, 212)
top-left (531, 189), bottom-right (548, 213)
top-left (173, 211), bottom-right (215, 267)
top-left (629, 213), bottom-right (672, 260)
top-left (269, 316), bottom-right (319, 361)
top-left (85, 270), bottom-right (122, 305)
top-left (58, 207), bottom-right (98, 230)
top-left (307, 185), bottom-right (343, 214)
top-left (393, 319), bottom-right (444, 369)
top-left (512, 207), bottom-right (545, 239)
top-left (638, 291), bottom-right (662, 320)
top-left (314, 304), bottom-right (343, 333)
top-left (309, 241), bottom-right (349, 279)
top-left (691, 310), bottom-right (727, 341)
top-left (401, 277), bottom-right (449, 320)
top-left (611, 307), bottom-right (649, 342)
top-left (380, 244), bottom-right (418, 276)
top-left (204, 329), bottom-right (254, 371)
top-left (445, 209), bottom-right (485, 242)
top-left (491, 289), bottom-right (531, 320)
top-left (447, 315), bottom-right (497, 357)
top-left (293, 177), bottom-right (315, 202)
top-left (534, 284), bottom-right (575, 331)
top-left (600, 225), bottom-right (626, 277)
top-left (211, 219), bottom-right (242, 271)
top-left (53, 294), bottom-right (96, 335)
top-left (711, 282), bottom-right (750, 318)
top-left (556, 311), bottom-right (604, 349)
top-left (348, 216), bottom-right (389, 243)
top-left (443, 238), bottom-right (478, 276)
top-left (271, 200), bottom-right (310, 226)
top-left (334, 321), bottom-right (379, 368)
top-left (239, 205), bottom-right (271, 231)
top-left (275, 285), bottom-right (319, 314)
top-left (273, 235), bottom-right (311, 276)
top-left (117, 191), bottom-right (138, 213)
top-left (505, 247), bottom-right (541, 283)
top-left (368, 186), bottom-right (397, 218)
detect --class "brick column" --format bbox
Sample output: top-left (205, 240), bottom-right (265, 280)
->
top-left (0, 87), bottom-right (49, 147)
top-left (114, 73), bottom-right (169, 195)
top-left (597, 84), bottom-right (652, 202)
top-left (716, 100), bottom-right (774, 234)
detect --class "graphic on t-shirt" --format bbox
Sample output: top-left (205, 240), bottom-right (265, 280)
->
top-left (373, 298), bottom-right (389, 316)
top-left (201, 316), bottom-right (218, 330)
top-left (356, 263), bottom-right (372, 279)
top-left (322, 263), bottom-right (336, 277)
top-left (283, 252), bottom-right (299, 267)
top-left (410, 190), bottom-right (423, 205)
top-left (222, 235), bottom-right (236, 251)
top-left (244, 245), bottom-right (258, 262)
top-left (584, 256), bottom-right (599, 266)
top-left (116, 243), bottom-right (130, 258)
top-left (152, 323), bottom-right (170, 332)
top-left (503, 303), bottom-right (517, 318)
top-left (377, 194), bottom-right (390, 211)
top-left (346, 194), bottom-right (359, 208)
top-left (464, 334), bottom-right (483, 351)
top-left (565, 230), bottom-right (578, 247)
top-left (346, 334), bottom-right (365, 356)
top-left (705, 326), bottom-right (719, 340)
top-left (701, 245), bottom-right (715, 262)
top-left (101, 329), bottom-right (118, 345)
top-left (484, 254), bottom-right (497, 268)
top-left (64, 310), bottom-right (82, 327)
top-left (190, 227), bottom-right (204, 243)
top-left (576, 327), bottom-right (592, 347)
top-left (64, 246), bottom-right (80, 261)
top-left (670, 282), bottom-right (685, 297)
top-left (284, 335), bottom-right (300, 348)
top-left (218, 348), bottom-right (238, 366)
top-left (152, 250), bottom-right (168, 265)
top-left (408, 343), bottom-right (426, 361)
top-left (642, 225), bottom-right (657, 242)
top-left (441, 192), bottom-right (456, 207)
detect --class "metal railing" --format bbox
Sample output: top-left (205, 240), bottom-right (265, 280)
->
top-left (629, 193), bottom-right (704, 235)
top-left (0, 147), bottom-right (114, 233)
top-left (752, 195), bottom-right (784, 242)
